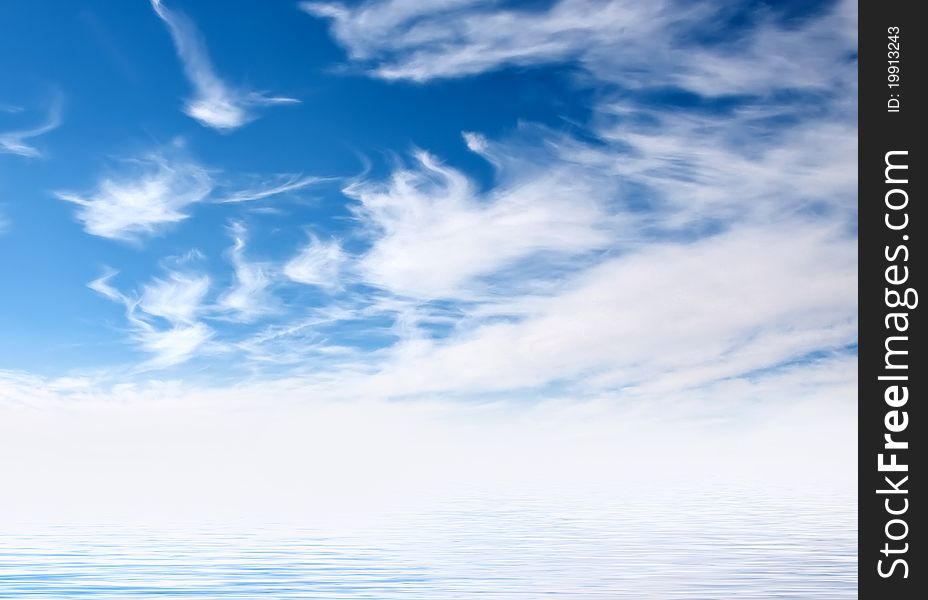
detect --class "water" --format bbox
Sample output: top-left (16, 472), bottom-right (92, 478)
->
top-left (1, 489), bottom-right (856, 598)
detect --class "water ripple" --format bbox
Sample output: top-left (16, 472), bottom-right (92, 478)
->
top-left (1, 490), bottom-right (856, 598)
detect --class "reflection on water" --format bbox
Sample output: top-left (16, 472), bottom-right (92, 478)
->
top-left (1, 489), bottom-right (855, 598)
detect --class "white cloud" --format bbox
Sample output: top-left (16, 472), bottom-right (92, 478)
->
top-left (304, 0), bottom-right (856, 97)
top-left (150, 0), bottom-right (298, 130)
top-left (139, 271), bottom-right (211, 325)
top-left (236, 86), bottom-right (854, 398)
top-left (217, 223), bottom-right (275, 321)
top-left (663, 0), bottom-right (857, 97)
top-left (329, 220), bottom-right (855, 399)
top-left (596, 103), bottom-right (857, 229)
top-left (461, 130), bottom-right (488, 154)
top-left (0, 94), bottom-right (62, 158)
top-left (216, 174), bottom-right (323, 203)
top-left (301, 0), bottom-right (661, 81)
top-left (283, 234), bottom-right (347, 289)
top-left (347, 146), bottom-right (614, 298)
top-left (246, 88), bottom-right (855, 400)
top-left (301, 0), bottom-right (488, 62)
top-left (137, 322), bottom-right (213, 369)
top-left (56, 153), bottom-right (213, 241)
top-left (55, 148), bottom-right (327, 241)
top-left (89, 269), bottom-right (214, 369)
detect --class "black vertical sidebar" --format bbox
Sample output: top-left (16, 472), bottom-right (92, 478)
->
top-left (860, 0), bottom-right (923, 597)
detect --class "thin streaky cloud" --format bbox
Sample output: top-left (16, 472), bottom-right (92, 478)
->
top-left (304, 0), bottom-right (855, 98)
top-left (299, 0), bottom-right (488, 60)
top-left (301, 0), bottom-right (671, 81)
top-left (350, 221), bottom-right (855, 400)
top-left (0, 95), bottom-right (62, 158)
top-left (149, 0), bottom-right (298, 131)
top-left (87, 269), bottom-right (130, 306)
top-left (89, 268), bottom-right (214, 369)
top-left (217, 223), bottom-right (276, 321)
top-left (217, 174), bottom-right (325, 203)
top-left (54, 148), bottom-right (327, 242)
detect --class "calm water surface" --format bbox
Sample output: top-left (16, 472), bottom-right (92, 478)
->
top-left (1, 489), bottom-right (856, 598)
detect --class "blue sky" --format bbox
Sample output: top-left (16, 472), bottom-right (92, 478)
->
top-left (1, 1), bottom-right (856, 518)
top-left (1, 0), bottom-right (608, 375)
top-left (1, 0), bottom-right (856, 382)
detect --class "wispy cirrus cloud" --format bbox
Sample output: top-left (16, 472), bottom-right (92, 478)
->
top-left (597, 102), bottom-right (857, 229)
top-left (0, 94), bottom-right (62, 158)
top-left (283, 234), bottom-right (348, 289)
top-left (217, 223), bottom-right (276, 321)
top-left (302, 0), bottom-right (667, 81)
top-left (150, 0), bottom-right (298, 130)
top-left (347, 221), bottom-right (855, 399)
top-left (250, 60), bottom-right (853, 395)
top-left (216, 174), bottom-right (324, 203)
top-left (304, 0), bottom-right (855, 97)
top-left (55, 147), bottom-right (323, 242)
top-left (346, 145), bottom-right (614, 299)
top-left (89, 268), bottom-right (214, 369)
top-left (86, 225), bottom-right (284, 365)
top-left (56, 152), bottom-right (213, 242)
top-left (241, 123), bottom-right (854, 399)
